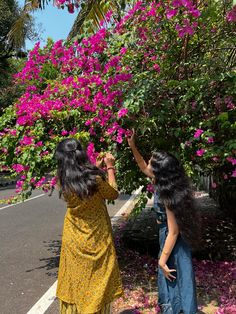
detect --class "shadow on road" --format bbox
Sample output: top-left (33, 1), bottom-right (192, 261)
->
top-left (26, 238), bottom-right (61, 277)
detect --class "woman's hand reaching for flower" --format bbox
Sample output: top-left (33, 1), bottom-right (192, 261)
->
top-left (96, 155), bottom-right (104, 168)
top-left (127, 128), bottom-right (136, 149)
top-left (104, 153), bottom-right (115, 168)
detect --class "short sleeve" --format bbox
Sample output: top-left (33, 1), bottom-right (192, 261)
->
top-left (97, 176), bottom-right (119, 201)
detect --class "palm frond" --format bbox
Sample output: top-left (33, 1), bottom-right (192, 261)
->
top-left (227, 47), bottom-right (236, 68)
top-left (7, 12), bottom-right (32, 49)
top-left (6, 0), bottom-right (41, 50)
top-left (24, 0), bottom-right (50, 10)
top-left (68, 0), bottom-right (121, 40)
top-left (24, 0), bottom-right (41, 10)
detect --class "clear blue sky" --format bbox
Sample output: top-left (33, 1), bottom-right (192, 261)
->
top-left (18, 0), bottom-right (77, 50)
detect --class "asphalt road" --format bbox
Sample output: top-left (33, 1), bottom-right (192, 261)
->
top-left (0, 187), bottom-right (130, 314)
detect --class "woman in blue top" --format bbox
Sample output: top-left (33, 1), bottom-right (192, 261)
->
top-left (128, 130), bottom-right (199, 314)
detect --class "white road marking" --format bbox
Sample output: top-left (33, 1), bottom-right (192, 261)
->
top-left (0, 194), bottom-right (45, 211)
top-left (25, 188), bottom-right (142, 314)
top-left (111, 186), bottom-right (142, 223)
top-left (26, 281), bottom-right (57, 314)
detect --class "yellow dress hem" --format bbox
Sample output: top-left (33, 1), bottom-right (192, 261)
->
top-left (57, 289), bottom-right (123, 314)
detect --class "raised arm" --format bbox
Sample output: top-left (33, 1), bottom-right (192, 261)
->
top-left (104, 152), bottom-right (117, 187)
top-left (127, 129), bottom-right (154, 178)
top-left (96, 152), bottom-right (119, 201)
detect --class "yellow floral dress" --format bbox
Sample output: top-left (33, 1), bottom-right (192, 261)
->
top-left (56, 176), bottom-right (123, 314)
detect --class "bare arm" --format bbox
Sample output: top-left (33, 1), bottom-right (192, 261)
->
top-left (127, 130), bottom-right (154, 178)
top-left (158, 208), bottom-right (179, 281)
top-left (104, 152), bottom-right (117, 187)
top-left (96, 152), bottom-right (119, 200)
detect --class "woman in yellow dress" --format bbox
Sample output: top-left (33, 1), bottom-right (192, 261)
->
top-left (55, 138), bottom-right (123, 314)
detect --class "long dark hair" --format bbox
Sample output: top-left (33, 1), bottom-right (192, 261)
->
top-left (151, 151), bottom-right (201, 248)
top-left (55, 138), bottom-right (105, 199)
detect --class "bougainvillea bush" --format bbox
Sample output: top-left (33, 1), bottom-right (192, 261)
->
top-left (0, 0), bottom-right (235, 204)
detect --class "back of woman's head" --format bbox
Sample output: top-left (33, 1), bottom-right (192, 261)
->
top-left (151, 151), bottom-right (201, 248)
top-left (55, 138), bottom-right (104, 199)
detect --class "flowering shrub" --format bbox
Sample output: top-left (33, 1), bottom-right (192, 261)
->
top-left (0, 0), bottom-right (235, 203)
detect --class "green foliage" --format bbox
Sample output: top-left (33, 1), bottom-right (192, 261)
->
top-left (0, 58), bottom-right (25, 113)
top-left (0, 0), bottom-right (235, 206)
top-left (0, 0), bottom-right (39, 113)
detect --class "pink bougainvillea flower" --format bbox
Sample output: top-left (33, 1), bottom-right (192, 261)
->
top-left (191, 101), bottom-right (197, 109)
top-left (211, 182), bottom-right (217, 189)
top-left (207, 137), bottom-right (214, 143)
top-left (61, 130), bottom-right (68, 136)
top-left (146, 183), bottom-right (155, 193)
top-left (35, 176), bottom-right (46, 188)
top-left (19, 136), bottom-right (34, 146)
top-left (212, 156), bottom-right (219, 162)
top-left (118, 108), bottom-right (128, 118)
top-left (196, 148), bottom-right (205, 157)
top-left (69, 127), bottom-right (78, 136)
top-left (87, 142), bottom-right (98, 164)
top-left (116, 135), bottom-right (123, 143)
top-left (224, 95), bottom-right (235, 109)
top-left (100, 10), bottom-right (113, 26)
top-left (9, 129), bottom-right (17, 136)
top-left (175, 18), bottom-right (197, 37)
top-left (85, 120), bottom-right (92, 126)
top-left (226, 157), bottom-right (236, 166)
top-left (67, 3), bottom-right (74, 14)
top-left (226, 5), bottom-right (236, 23)
top-left (171, 0), bottom-right (182, 7)
top-left (50, 176), bottom-right (57, 187)
top-left (12, 164), bottom-right (25, 173)
top-left (194, 129), bottom-right (204, 138)
top-left (120, 47), bottom-right (127, 55)
top-left (185, 141), bottom-right (192, 146)
top-left (105, 10), bottom-right (113, 22)
top-left (54, 0), bottom-right (66, 4)
top-left (227, 102), bottom-right (235, 110)
top-left (181, 0), bottom-right (193, 9)
top-left (189, 8), bottom-right (201, 18)
top-left (153, 64), bottom-right (160, 72)
top-left (35, 141), bottom-right (43, 147)
top-left (211, 27), bottom-right (217, 33)
top-left (166, 9), bottom-right (178, 19)
top-left (16, 180), bottom-right (24, 189)
top-left (231, 169), bottom-right (236, 177)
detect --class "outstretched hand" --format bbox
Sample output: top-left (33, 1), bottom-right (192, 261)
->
top-left (96, 154), bottom-right (104, 168)
top-left (127, 128), bottom-right (136, 148)
top-left (104, 152), bottom-right (115, 168)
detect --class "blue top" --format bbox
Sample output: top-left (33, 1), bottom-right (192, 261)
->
top-left (153, 189), bottom-right (167, 223)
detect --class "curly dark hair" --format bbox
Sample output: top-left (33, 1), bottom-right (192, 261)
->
top-left (151, 151), bottom-right (201, 248)
top-left (55, 138), bottom-right (105, 199)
